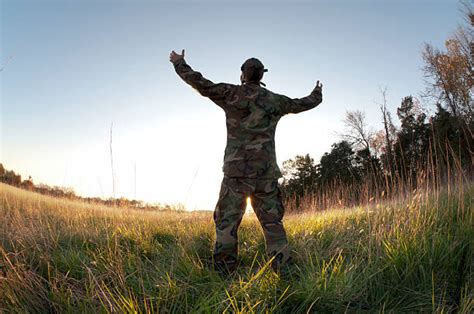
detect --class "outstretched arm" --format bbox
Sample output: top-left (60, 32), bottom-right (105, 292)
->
top-left (170, 49), bottom-right (232, 103)
top-left (279, 81), bottom-right (323, 115)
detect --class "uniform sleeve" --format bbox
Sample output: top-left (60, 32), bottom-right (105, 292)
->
top-left (278, 86), bottom-right (323, 115)
top-left (173, 58), bottom-right (234, 105)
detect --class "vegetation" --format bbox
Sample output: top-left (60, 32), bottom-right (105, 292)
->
top-left (0, 163), bottom-right (179, 211)
top-left (1, 180), bottom-right (472, 312)
top-left (281, 3), bottom-right (473, 210)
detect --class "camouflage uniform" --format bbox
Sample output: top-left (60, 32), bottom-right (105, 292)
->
top-left (173, 58), bottom-right (322, 270)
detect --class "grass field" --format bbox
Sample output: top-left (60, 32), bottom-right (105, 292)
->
top-left (0, 182), bottom-right (472, 312)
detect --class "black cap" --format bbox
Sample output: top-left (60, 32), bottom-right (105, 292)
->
top-left (241, 58), bottom-right (268, 86)
top-left (241, 58), bottom-right (268, 73)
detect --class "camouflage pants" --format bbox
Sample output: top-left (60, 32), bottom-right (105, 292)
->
top-left (213, 176), bottom-right (290, 267)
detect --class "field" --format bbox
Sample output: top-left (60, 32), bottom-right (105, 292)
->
top-left (0, 182), bottom-right (472, 312)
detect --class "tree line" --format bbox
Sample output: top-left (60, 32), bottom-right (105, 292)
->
top-left (0, 163), bottom-right (180, 211)
top-left (281, 2), bottom-right (473, 211)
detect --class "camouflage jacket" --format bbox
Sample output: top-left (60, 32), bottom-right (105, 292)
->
top-left (173, 59), bottom-right (322, 179)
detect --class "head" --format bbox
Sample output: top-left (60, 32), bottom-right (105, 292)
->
top-left (240, 58), bottom-right (268, 85)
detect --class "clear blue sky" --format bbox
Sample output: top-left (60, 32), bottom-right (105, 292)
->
top-left (1, 0), bottom-right (461, 209)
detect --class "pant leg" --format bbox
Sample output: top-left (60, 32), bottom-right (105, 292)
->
top-left (252, 179), bottom-right (291, 266)
top-left (213, 177), bottom-right (247, 261)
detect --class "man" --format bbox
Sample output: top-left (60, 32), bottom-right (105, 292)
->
top-left (170, 49), bottom-right (323, 274)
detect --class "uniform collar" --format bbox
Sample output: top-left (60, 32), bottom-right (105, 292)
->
top-left (244, 81), bottom-right (265, 87)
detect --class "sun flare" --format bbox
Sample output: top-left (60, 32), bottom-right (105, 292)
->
top-left (245, 196), bottom-right (253, 214)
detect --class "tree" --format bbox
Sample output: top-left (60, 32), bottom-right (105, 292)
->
top-left (317, 141), bottom-right (361, 186)
top-left (430, 103), bottom-right (471, 174)
top-left (340, 110), bottom-right (383, 180)
top-left (341, 110), bottom-right (374, 153)
top-left (422, 0), bottom-right (473, 122)
top-left (0, 164), bottom-right (21, 186)
top-left (422, 2), bottom-right (473, 169)
top-left (378, 88), bottom-right (397, 173)
top-left (1, 170), bottom-right (21, 186)
top-left (281, 154), bottom-right (318, 200)
top-left (394, 96), bottom-right (430, 183)
top-left (354, 147), bottom-right (383, 183)
top-left (21, 176), bottom-right (34, 191)
top-left (423, 40), bottom-right (473, 121)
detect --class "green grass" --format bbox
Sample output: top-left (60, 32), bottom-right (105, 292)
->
top-left (0, 182), bottom-right (472, 312)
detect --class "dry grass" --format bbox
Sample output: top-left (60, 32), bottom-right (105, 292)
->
top-left (0, 181), bottom-right (472, 312)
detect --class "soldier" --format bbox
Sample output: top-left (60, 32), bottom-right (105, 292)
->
top-left (170, 49), bottom-right (323, 274)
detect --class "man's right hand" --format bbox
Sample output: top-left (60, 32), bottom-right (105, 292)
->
top-left (170, 49), bottom-right (185, 63)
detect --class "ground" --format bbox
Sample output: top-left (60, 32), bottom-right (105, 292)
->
top-left (0, 182), bottom-right (472, 312)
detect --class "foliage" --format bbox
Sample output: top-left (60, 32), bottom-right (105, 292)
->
top-left (421, 1), bottom-right (473, 168)
top-left (340, 110), bottom-right (374, 153)
top-left (282, 3), bottom-right (473, 207)
top-left (392, 96), bottom-right (431, 184)
top-left (423, 36), bottom-right (473, 121)
top-left (281, 154), bottom-right (317, 201)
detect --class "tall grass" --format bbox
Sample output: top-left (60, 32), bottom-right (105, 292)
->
top-left (1, 176), bottom-right (472, 312)
top-left (284, 139), bottom-right (471, 213)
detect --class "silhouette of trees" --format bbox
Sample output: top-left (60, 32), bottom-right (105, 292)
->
top-left (281, 154), bottom-right (317, 203)
top-left (378, 88), bottom-right (397, 176)
top-left (341, 110), bottom-right (374, 153)
top-left (281, 141), bottom-right (382, 205)
top-left (281, 2), bottom-right (473, 209)
top-left (0, 163), bottom-right (22, 186)
top-left (422, 2), bottom-right (473, 167)
top-left (393, 96), bottom-right (431, 184)
top-left (0, 163), bottom-right (176, 211)
top-left (317, 141), bottom-right (361, 186)
top-left (281, 92), bottom-right (471, 210)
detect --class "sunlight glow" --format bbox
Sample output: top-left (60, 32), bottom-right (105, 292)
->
top-left (245, 196), bottom-right (253, 215)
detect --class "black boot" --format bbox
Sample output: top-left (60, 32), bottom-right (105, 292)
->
top-left (209, 254), bottom-right (240, 276)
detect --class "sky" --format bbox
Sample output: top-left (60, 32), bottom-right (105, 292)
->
top-left (1, 0), bottom-right (463, 210)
